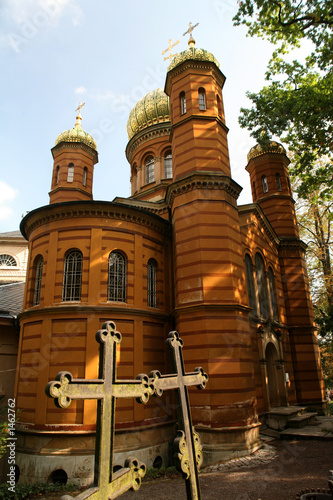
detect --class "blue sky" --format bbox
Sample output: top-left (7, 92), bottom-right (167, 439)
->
top-left (0, 0), bottom-right (275, 233)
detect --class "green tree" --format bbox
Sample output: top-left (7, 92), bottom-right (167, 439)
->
top-left (233, 1), bottom-right (333, 198)
top-left (0, 398), bottom-right (8, 459)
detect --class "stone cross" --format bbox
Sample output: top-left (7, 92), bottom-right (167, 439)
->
top-left (162, 38), bottom-right (180, 61)
top-left (46, 321), bottom-right (153, 500)
top-left (149, 331), bottom-right (208, 500)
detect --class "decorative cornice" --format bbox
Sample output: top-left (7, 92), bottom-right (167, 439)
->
top-left (172, 303), bottom-right (252, 316)
top-left (20, 200), bottom-right (171, 241)
top-left (238, 203), bottom-right (280, 246)
top-left (165, 60), bottom-right (225, 95)
top-left (126, 122), bottom-right (171, 163)
top-left (113, 196), bottom-right (169, 217)
top-left (170, 114), bottom-right (229, 135)
top-left (51, 141), bottom-right (98, 164)
top-left (19, 303), bottom-right (172, 322)
top-left (166, 172), bottom-right (242, 205)
top-left (278, 237), bottom-right (307, 251)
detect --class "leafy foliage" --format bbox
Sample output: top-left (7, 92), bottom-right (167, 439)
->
top-left (0, 398), bottom-right (9, 460)
top-left (0, 481), bottom-right (79, 499)
top-left (233, 1), bottom-right (333, 199)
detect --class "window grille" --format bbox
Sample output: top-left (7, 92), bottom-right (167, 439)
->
top-left (255, 253), bottom-right (269, 318)
top-left (180, 92), bottom-right (186, 114)
top-left (268, 267), bottom-right (279, 320)
top-left (0, 254), bottom-right (17, 267)
top-left (67, 163), bottom-right (74, 183)
top-left (108, 252), bottom-right (126, 302)
top-left (83, 167), bottom-right (88, 186)
top-left (147, 258), bottom-right (157, 308)
top-left (276, 173), bottom-right (282, 191)
top-left (164, 152), bottom-right (172, 179)
top-left (62, 250), bottom-right (82, 301)
top-left (245, 254), bottom-right (256, 312)
top-left (145, 156), bottom-right (154, 184)
top-left (33, 256), bottom-right (43, 306)
top-left (262, 175), bottom-right (268, 193)
top-left (198, 88), bottom-right (206, 110)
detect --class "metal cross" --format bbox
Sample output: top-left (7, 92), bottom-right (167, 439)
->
top-left (162, 38), bottom-right (180, 61)
top-left (75, 100), bottom-right (85, 117)
top-left (183, 22), bottom-right (199, 38)
top-left (149, 331), bottom-right (208, 500)
top-left (46, 321), bottom-right (153, 500)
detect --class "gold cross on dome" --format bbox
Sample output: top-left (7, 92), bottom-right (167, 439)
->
top-left (162, 38), bottom-right (180, 61)
top-left (75, 100), bottom-right (85, 117)
top-left (183, 22), bottom-right (199, 38)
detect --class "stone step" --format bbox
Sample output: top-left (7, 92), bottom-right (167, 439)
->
top-left (288, 412), bottom-right (317, 428)
top-left (265, 406), bottom-right (307, 431)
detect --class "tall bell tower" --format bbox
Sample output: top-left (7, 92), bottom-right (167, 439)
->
top-left (49, 102), bottom-right (98, 204)
top-left (165, 34), bottom-right (260, 464)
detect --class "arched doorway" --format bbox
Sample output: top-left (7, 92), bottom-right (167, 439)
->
top-left (266, 342), bottom-right (286, 408)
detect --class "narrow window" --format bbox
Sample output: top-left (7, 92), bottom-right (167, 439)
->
top-left (276, 173), bottom-right (282, 191)
top-left (67, 163), bottom-right (74, 183)
top-left (0, 254), bottom-right (17, 267)
top-left (147, 258), bottom-right (157, 308)
top-left (268, 267), bottom-right (279, 321)
top-left (83, 167), bottom-right (88, 187)
top-left (145, 156), bottom-right (154, 184)
top-left (62, 250), bottom-right (82, 301)
top-left (217, 94), bottom-right (222, 117)
top-left (33, 256), bottom-right (43, 306)
top-left (164, 151), bottom-right (172, 179)
top-left (56, 166), bottom-right (60, 185)
top-left (252, 181), bottom-right (257, 199)
top-left (180, 92), bottom-right (186, 115)
top-left (245, 254), bottom-right (256, 312)
top-left (108, 252), bottom-right (126, 302)
top-left (261, 175), bottom-right (268, 194)
top-left (198, 88), bottom-right (206, 110)
top-left (255, 253), bottom-right (269, 318)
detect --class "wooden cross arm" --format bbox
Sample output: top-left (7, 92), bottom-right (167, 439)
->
top-left (113, 374), bottom-right (155, 404)
top-left (149, 367), bottom-right (208, 396)
top-left (45, 371), bottom-right (104, 409)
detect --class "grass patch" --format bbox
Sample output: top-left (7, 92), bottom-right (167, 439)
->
top-left (328, 401), bottom-right (333, 416)
top-left (143, 466), bottom-right (181, 482)
top-left (0, 481), bottom-right (81, 499)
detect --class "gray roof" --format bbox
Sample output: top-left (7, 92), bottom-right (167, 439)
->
top-left (0, 282), bottom-right (25, 316)
top-left (0, 230), bottom-right (24, 239)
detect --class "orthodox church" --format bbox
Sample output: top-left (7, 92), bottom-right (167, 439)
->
top-left (15, 34), bottom-right (325, 485)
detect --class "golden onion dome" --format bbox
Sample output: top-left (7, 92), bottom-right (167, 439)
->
top-left (247, 141), bottom-right (286, 162)
top-left (127, 88), bottom-right (170, 140)
top-left (167, 46), bottom-right (220, 72)
top-left (55, 124), bottom-right (97, 151)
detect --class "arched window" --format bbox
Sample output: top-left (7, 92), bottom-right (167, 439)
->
top-left (276, 173), bottom-right (282, 191)
top-left (268, 267), bottom-right (278, 320)
top-left (261, 175), bottom-right (268, 194)
top-left (245, 254), bottom-right (256, 312)
top-left (198, 88), bottom-right (206, 110)
top-left (67, 163), bottom-right (74, 183)
top-left (145, 156), bottom-right (154, 184)
top-left (180, 91), bottom-right (186, 115)
top-left (147, 258), bottom-right (157, 308)
top-left (33, 256), bottom-right (43, 306)
top-left (0, 254), bottom-right (17, 267)
top-left (108, 252), bottom-right (126, 302)
top-left (252, 181), bottom-right (257, 199)
top-left (217, 94), bottom-right (222, 117)
top-left (83, 167), bottom-right (88, 187)
top-left (164, 151), bottom-right (172, 179)
top-left (255, 253), bottom-right (269, 318)
top-left (62, 250), bottom-right (82, 301)
top-left (56, 166), bottom-right (60, 184)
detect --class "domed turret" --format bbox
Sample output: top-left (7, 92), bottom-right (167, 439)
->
top-left (126, 88), bottom-right (170, 141)
top-left (167, 46), bottom-right (220, 72)
top-left (49, 102), bottom-right (98, 204)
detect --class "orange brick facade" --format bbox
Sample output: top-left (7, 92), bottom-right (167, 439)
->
top-left (15, 44), bottom-right (325, 484)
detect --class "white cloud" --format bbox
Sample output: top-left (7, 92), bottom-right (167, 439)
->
top-left (75, 86), bottom-right (87, 95)
top-left (0, 181), bottom-right (18, 221)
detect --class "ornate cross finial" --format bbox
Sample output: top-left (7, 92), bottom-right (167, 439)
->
top-left (183, 22), bottom-right (199, 47)
top-left (162, 38), bottom-right (180, 62)
top-left (75, 100), bottom-right (85, 128)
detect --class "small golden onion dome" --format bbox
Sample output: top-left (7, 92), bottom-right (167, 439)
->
top-left (55, 124), bottom-right (97, 151)
top-left (127, 88), bottom-right (170, 140)
top-left (167, 47), bottom-right (220, 72)
top-left (247, 141), bottom-right (287, 162)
